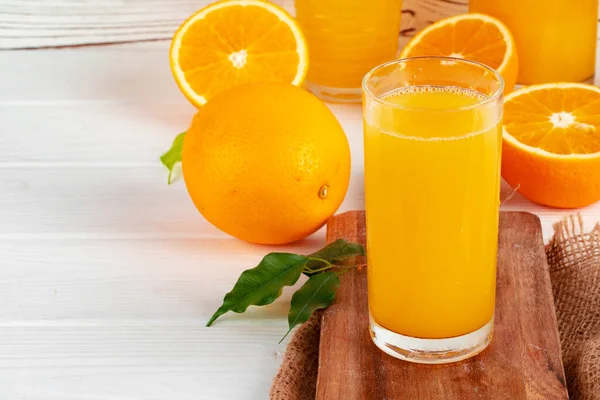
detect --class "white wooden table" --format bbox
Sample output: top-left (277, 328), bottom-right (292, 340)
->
top-left (1, 5), bottom-right (600, 400)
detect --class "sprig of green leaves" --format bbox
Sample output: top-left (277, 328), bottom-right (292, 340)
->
top-left (206, 239), bottom-right (366, 340)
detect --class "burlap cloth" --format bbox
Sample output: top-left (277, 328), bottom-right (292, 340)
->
top-left (270, 215), bottom-right (600, 400)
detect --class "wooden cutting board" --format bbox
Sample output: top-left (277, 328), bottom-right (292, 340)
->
top-left (316, 211), bottom-right (568, 400)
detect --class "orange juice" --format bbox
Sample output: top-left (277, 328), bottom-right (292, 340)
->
top-left (470, 0), bottom-right (598, 84)
top-left (364, 86), bottom-right (502, 340)
top-left (363, 57), bottom-right (504, 363)
top-left (295, 0), bottom-right (402, 102)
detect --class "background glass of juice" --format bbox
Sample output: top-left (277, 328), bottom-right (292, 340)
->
top-left (363, 57), bottom-right (504, 363)
top-left (470, 0), bottom-right (598, 84)
top-left (295, 0), bottom-right (403, 103)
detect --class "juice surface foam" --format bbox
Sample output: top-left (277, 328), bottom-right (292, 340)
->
top-left (381, 85), bottom-right (488, 109)
top-left (369, 85), bottom-right (499, 141)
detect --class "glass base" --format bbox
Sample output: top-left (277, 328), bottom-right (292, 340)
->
top-left (369, 316), bottom-right (493, 364)
top-left (304, 81), bottom-right (361, 103)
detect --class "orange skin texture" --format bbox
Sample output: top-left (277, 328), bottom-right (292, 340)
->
top-left (182, 83), bottom-right (351, 244)
top-left (502, 140), bottom-right (600, 209)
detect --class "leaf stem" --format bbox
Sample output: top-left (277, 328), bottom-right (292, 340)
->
top-left (304, 258), bottom-right (361, 275)
top-left (302, 258), bottom-right (334, 274)
top-left (303, 265), bottom-right (331, 274)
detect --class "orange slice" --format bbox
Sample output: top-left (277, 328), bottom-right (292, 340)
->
top-left (170, 0), bottom-right (308, 107)
top-left (502, 83), bottom-right (600, 208)
top-left (400, 13), bottom-right (518, 93)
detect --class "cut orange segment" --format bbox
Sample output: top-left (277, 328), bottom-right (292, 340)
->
top-left (400, 13), bottom-right (518, 93)
top-left (170, 0), bottom-right (308, 107)
top-left (502, 83), bottom-right (600, 208)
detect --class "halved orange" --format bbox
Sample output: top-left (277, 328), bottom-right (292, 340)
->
top-left (400, 13), bottom-right (518, 93)
top-left (170, 0), bottom-right (308, 107)
top-left (502, 83), bottom-right (600, 208)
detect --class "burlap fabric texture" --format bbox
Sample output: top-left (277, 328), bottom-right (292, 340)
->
top-left (270, 216), bottom-right (600, 400)
top-left (547, 216), bottom-right (600, 399)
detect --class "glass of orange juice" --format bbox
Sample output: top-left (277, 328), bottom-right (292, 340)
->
top-left (295, 0), bottom-right (403, 103)
top-left (470, 0), bottom-right (598, 84)
top-left (363, 57), bottom-right (504, 363)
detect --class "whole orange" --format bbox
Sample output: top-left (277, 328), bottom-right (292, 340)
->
top-left (182, 83), bottom-right (351, 244)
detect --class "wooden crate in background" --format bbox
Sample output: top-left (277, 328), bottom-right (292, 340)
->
top-left (400, 0), bottom-right (467, 45)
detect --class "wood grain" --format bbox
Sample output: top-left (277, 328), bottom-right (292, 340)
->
top-left (0, 0), bottom-right (288, 49)
top-left (316, 211), bottom-right (568, 400)
top-left (400, 0), bottom-right (467, 38)
top-left (0, 0), bottom-right (293, 49)
top-left (0, 0), bottom-right (464, 50)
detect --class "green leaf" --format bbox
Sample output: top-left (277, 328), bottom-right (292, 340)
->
top-left (281, 271), bottom-right (340, 342)
top-left (206, 253), bottom-right (309, 326)
top-left (160, 132), bottom-right (186, 184)
top-left (304, 239), bottom-right (366, 276)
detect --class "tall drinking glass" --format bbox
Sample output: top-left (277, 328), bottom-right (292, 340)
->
top-left (295, 0), bottom-right (403, 103)
top-left (363, 57), bottom-right (504, 363)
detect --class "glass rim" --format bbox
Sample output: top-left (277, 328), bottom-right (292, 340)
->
top-left (362, 56), bottom-right (505, 112)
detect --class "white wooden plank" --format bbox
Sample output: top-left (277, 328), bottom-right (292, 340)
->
top-left (0, 102), bottom-right (195, 163)
top-left (0, 44), bottom-right (181, 102)
top-left (0, 166), bottom-right (224, 238)
top-left (0, 166), bottom-right (365, 238)
top-left (0, 326), bottom-right (284, 399)
top-left (0, 238), bottom-right (321, 322)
